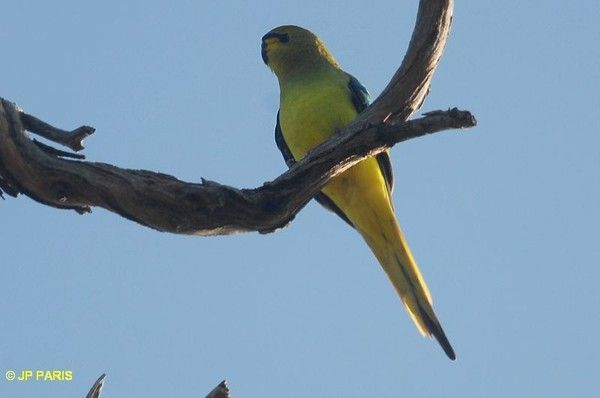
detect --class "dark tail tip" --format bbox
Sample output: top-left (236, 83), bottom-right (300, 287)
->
top-left (433, 326), bottom-right (456, 360)
top-left (417, 302), bottom-right (456, 360)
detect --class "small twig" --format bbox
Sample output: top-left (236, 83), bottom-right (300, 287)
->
top-left (205, 380), bottom-right (230, 398)
top-left (381, 107), bottom-right (477, 144)
top-left (33, 139), bottom-right (86, 159)
top-left (20, 111), bottom-right (94, 151)
top-left (85, 374), bottom-right (106, 398)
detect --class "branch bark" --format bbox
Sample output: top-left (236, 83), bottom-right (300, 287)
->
top-left (0, 0), bottom-right (471, 237)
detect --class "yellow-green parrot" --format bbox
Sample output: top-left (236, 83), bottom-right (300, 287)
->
top-left (262, 25), bottom-right (455, 360)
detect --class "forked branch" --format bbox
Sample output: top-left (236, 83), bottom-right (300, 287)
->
top-left (0, 100), bottom-right (474, 234)
top-left (0, 0), bottom-right (470, 238)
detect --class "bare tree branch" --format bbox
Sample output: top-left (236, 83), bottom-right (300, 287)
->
top-left (19, 111), bottom-right (94, 152)
top-left (0, 0), bottom-right (468, 238)
top-left (356, 0), bottom-right (454, 124)
top-left (0, 101), bottom-right (474, 234)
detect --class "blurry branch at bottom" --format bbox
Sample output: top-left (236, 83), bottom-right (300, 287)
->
top-left (82, 374), bottom-right (230, 398)
top-left (85, 374), bottom-right (105, 398)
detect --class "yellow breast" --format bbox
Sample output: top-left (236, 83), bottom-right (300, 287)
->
top-left (279, 73), bottom-right (357, 161)
top-left (278, 71), bottom-right (390, 217)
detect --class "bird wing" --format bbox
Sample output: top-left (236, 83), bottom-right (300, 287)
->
top-left (346, 73), bottom-right (394, 194)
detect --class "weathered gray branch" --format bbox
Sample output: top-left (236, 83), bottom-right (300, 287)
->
top-left (0, 100), bottom-right (474, 234)
top-left (0, 0), bottom-right (469, 236)
top-left (20, 111), bottom-right (95, 151)
top-left (355, 0), bottom-right (454, 124)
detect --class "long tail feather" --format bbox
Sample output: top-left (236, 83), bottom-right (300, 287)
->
top-left (360, 220), bottom-right (455, 360)
top-left (319, 158), bottom-right (455, 359)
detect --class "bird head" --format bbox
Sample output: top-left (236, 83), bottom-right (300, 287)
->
top-left (261, 25), bottom-right (339, 78)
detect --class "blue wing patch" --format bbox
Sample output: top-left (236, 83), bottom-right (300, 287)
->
top-left (347, 73), bottom-right (371, 113)
top-left (346, 73), bottom-right (394, 194)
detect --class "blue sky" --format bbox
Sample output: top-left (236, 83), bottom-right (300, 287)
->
top-left (2, 1), bottom-right (599, 397)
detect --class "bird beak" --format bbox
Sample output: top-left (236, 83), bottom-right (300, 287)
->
top-left (261, 31), bottom-right (289, 65)
top-left (261, 40), bottom-right (269, 64)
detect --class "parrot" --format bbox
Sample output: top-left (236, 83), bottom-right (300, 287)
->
top-left (262, 25), bottom-right (455, 360)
